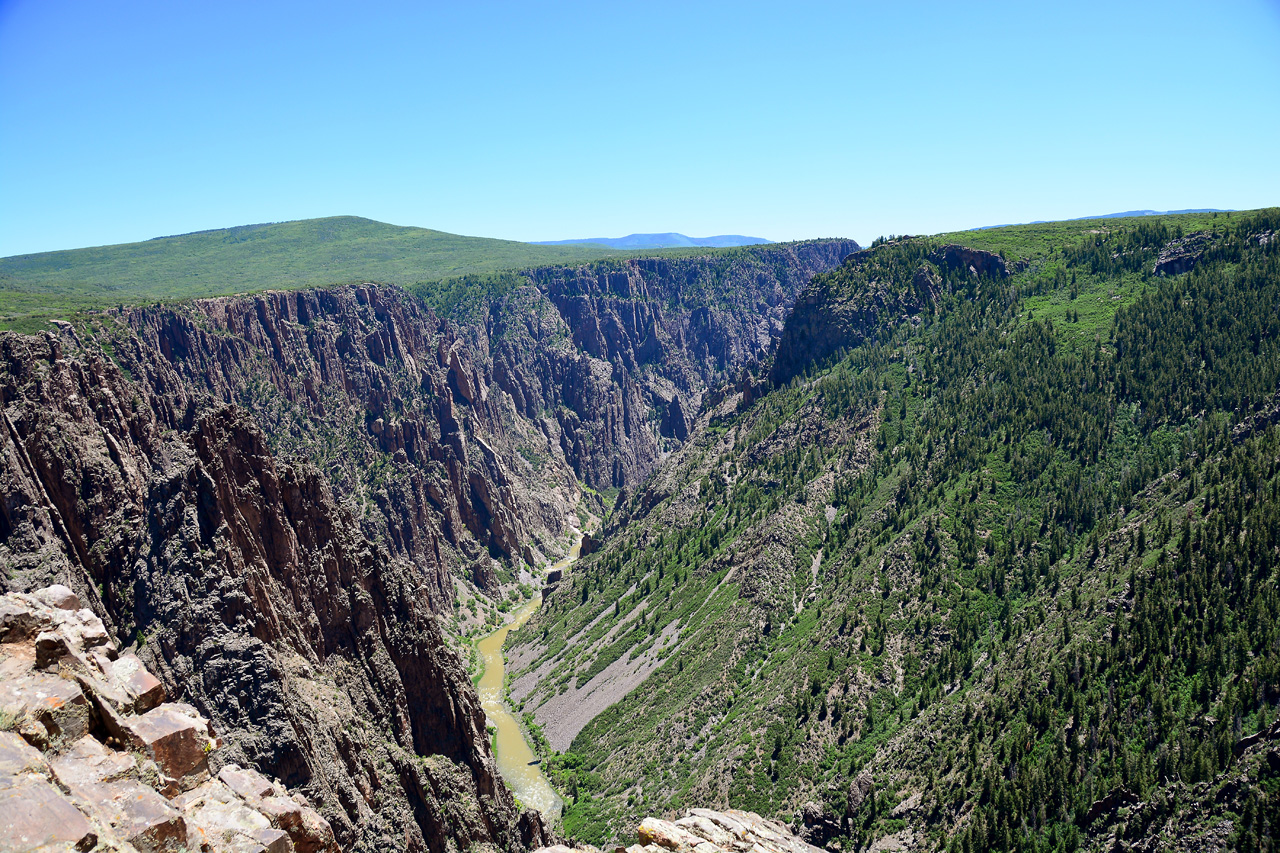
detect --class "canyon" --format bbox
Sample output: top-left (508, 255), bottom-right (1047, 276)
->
top-left (0, 240), bottom-right (854, 851)
top-left (3, 209), bottom-right (1280, 853)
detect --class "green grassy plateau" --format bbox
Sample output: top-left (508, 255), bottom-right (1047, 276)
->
top-left (0, 216), bottom-right (629, 332)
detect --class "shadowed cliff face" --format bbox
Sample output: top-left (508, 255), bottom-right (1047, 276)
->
top-left (117, 284), bottom-right (584, 609)
top-left (0, 330), bottom-right (550, 853)
top-left (490, 242), bottom-right (859, 489)
top-left (769, 242), bottom-right (1008, 386)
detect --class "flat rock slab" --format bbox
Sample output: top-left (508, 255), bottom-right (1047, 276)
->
top-left (0, 667), bottom-right (91, 745)
top-left (210, 766), bottom-right (336, 853)
top-left (0, 731), bottom-right (47, 783)
top-left (218, 765), bottom-right (275, 801)
top-left (183, 795), bottom-right (275, 851)
top-left (249, 826), bottom-right (293, 853)
top-left (72, 778), bottom-right (186, 853)
top-left (0, 776), bottom-right (97, 851)
top-left (49, 735), bottom-right (137, 789)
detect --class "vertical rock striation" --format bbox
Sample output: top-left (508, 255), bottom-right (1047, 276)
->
top-left (491, 241), bottom-right (858, 489)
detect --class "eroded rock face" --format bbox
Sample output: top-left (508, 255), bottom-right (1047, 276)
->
top-left (1153, 230), bottom-right (1214, 276)
top-left (0, 335), bottom-right (548, 853)
top-left (771, 258), bottom-right (936, 386)
top-left (0, 587), bottom-right (338, 853)
top-left (117, 284), bottom-right (582, 608)
top-left (770, 241), bottom-right (1009, 386)
top-left (496, 243), bottom-right (858, 489)
top-left (927, 244), bottom-right (1012, 279)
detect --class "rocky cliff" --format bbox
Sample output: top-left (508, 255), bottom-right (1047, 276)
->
top-left (769, 241), bottom-right (1009, 385)
top-left (0, 584), bottom-right (338, 853)
top-left (0, 329), bottom-right (549, 852)
top-left (484, 242), bottom-right (858, 489)
top-left (116, 284), bottom-right (584, 608)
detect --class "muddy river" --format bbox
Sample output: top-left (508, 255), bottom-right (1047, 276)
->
top-left (476, 535), bottom-right (580, 820)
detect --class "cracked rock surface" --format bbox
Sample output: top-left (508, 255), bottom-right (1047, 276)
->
top-left (0, 586), bottom-right (338, 853)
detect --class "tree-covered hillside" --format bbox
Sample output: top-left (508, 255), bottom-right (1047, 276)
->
top-left (509, 209), bottom-right (1280, 852)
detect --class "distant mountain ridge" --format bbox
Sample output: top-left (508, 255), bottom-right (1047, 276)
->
top-left (972, 208), bottom-right (1232, 230)
top-left (532, 232), bottom-right (772, 250)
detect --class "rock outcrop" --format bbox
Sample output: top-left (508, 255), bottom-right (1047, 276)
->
top-left (534, 808), bottom-right (823, 853)
top-left (927, 244), bottom-right (1012, 279)
top-left (489, 242), bottom-right (858, 490)
top-left (0, 585), bottom-right (338, 853)
top-left (769, 240), bottom-right (1012, 386)
top-left (770, 247), bottom-right (933, 386)
top-left (116, 284), bottom-right (583, 608)
top-left (1153, 230), bottom-right (1213, 276)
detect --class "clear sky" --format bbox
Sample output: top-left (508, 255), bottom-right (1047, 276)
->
top-left (1, 0), bottom-right (1278, 256)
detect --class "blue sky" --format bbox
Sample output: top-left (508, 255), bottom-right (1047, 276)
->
top-left (1, 0), bottom-right (1278, 255)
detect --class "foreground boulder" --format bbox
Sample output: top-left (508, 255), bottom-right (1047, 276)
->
top-left (533, 808), bottom-right (824, 853)
top-left (0, 587), bottom-right (338, 853)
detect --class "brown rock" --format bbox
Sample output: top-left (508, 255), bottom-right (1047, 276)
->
top-left (257, 795), bottom-right (304, 833)
top-left (217, 764), bottom-right (276, 801)
top-left (0, 600), bottom-right (51, 643)
top-left (0, 731), bottom-right (47, 783)
top-left (33, 631), bottom-right (68, 669)
top-left (290, 805), bottom-right (338, 853)
top-left (69, 778), bottom-right (185, 850)
top-left (105, 653), bottom-right (165, 713)
top-left (33, 585), bottom-right (81, 612)
top-left (176, 779), bottom-right (297, 853)
top-left (212, 766), bottom-right (336, 853)
top-left (123, 704), bottom-right (213, 792)
top-left (250, 826), bottom-right (294, 853)
top-left (0, 776), bottom-right (97, 851)
top-left (0, 666), bottom-right (92, 746)
top-left (638, 816), bottom-right (705, 851)
top-left (73, 778), bottom-right (187, 852)
top-left (68, 609), bottom-right (110, 649)
top-left (48, 735), bottom-right (138, 790)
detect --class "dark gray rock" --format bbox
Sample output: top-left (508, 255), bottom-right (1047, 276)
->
top-left (1153, 231), bottom-right (1214, 276)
